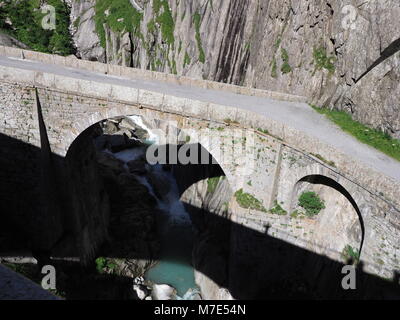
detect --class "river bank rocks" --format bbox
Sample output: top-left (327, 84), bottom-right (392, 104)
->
top-left (100, 117), bottom-right (150, 141)
top-left (151, 284), bottom-right (177, 300)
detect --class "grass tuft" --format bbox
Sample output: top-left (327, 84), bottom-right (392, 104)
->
top-left (311, 105), bottom-right (400, 162)
top-left (235, 189), bottom-right (267, 212)
top-left (313, 47), bottom-right (335, 73)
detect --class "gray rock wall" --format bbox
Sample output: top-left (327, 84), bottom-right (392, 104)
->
top-left (71, 0), bottom-right (400, 138)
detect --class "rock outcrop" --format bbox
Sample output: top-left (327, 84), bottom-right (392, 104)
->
top-left (0, 32), bottom-right (29, 49)
top-left (70, 0), bottom-right (400, 138)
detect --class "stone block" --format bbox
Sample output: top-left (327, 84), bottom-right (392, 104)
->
top-left (162, 94), bottom-right (187, 114)
top-left (138, 89), bottom-right (164, 110)
top-left (53, 75), bottom-right (80, 93)
top-left (78, 79), bottom-right (111, 98)
top-left (110, 84), bottom-right (139, 103)
top-left (3, 46), bottom-right (21, 58)
top-left (34, 71), bottom-right (55, 88)
top-left (207, 103), bottom-right (237, 124)
top-left (182, 99), bottom-right (209, 119)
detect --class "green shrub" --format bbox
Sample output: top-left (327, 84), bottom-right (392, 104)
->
top-left (0, 0), bottom-right (74, 55)
top-left (270, 201), bottom-right (287, 215)
top-left (280, 48), bottom-right (292, 74)
top-left (341, 245), bottom-right (360, 264)
top-left (281, 62), bottom-right (292, 74)
top-left (235, 189), bottom-right (267, 212)
top-left (313, 47), bottom-right (335, 73)
top-left (95, 257), bottom-right (117, 274)
top-left (298, 191), bottom-right (325, 217)
top-left (95, 257), bottom-right (107, 273)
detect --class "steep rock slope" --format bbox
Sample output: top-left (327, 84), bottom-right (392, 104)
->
top-left (0, 32), bottom-right (29, 49)
top-left (70, 0), bottom-right (400, 138)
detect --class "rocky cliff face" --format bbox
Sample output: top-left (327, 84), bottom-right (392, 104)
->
top-left (0, 32), bottom-right (29, 49)
top-left (70, 0), bottom-right (400, 139)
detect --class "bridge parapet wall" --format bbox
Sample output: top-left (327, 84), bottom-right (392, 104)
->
top-left (0, 63), bottom-right (399, 211)
top-left (0, 45), bottom-right (308, 103)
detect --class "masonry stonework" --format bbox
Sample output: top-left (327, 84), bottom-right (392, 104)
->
top-left (0, 51), bottom-right (399, 297)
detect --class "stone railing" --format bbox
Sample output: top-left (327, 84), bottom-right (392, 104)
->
top-left (0, 62), bottom-right (398, 210)
top-left (0, 45), bottom-right (308, 103)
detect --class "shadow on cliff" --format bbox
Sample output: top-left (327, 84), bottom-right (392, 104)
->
top-left (355, 37), bottom-right (400, 83)
top-left (0, 132), bottom-right (400, 300)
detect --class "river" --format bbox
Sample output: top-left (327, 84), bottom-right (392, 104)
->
top-left (112, 116), bottom-right (200, 299)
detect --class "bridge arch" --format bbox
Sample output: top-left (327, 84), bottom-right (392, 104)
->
top-left (273, 154), bottom-right (369, 261)
top-left (61, 105), bottom-right (236, 187)
top-left (291, 174), bottom-right (365, 256)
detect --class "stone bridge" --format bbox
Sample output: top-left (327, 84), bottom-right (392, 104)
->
top-left (0, 46), bottom-right (399, 297)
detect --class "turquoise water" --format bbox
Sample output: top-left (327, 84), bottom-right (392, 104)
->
top-left (145, 259), bottom-right (196, 297)
top-left (113, 115), bottom-right (198, 298)
top-left (145, 224), bottom-right (197, 297)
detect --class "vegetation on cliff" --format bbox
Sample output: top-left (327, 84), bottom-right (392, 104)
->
top-left (269, 201), bottom-right (287, 215)
top-left (94, 0), bottom-right (143, 48)
top-left (207, 176), bottom-right (221, 194)
top-left (280, 48), bottom-right (292, 74)
top-left (312, 105), bottom-right (400, 162)
top-left (152, 0), bottom-right (175, 46)
top-left (235, 189), bottom-right (267, 212)
top-left (341, 245), bottom-right (360, 264)
top-left (298, 191), bottom-right (325, 217)
top-left (312, 47), bottom-right (335, 74)
top-left (193, 11), bottom-right (205, 63)
top-left (0, 0), bottom-right (74, 55)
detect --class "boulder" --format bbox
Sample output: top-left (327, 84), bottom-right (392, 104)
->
top-left (119, 118), bottom-right (137, 131)
top-left (151, 284), bottom-right (177, 300)
top-left (178, 288), bottom-right (202, 300)
top-left (133, 284), bottom-right (149, 300)
top-left (103, 120), bottom-right (119, 135)
top-left (134, 276), bottom-right (145, 285)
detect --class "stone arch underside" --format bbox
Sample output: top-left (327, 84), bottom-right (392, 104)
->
top-left (275, 155), bottom-right (399, 278)
top-left (292, 174), bottom-right (365, 259)
top-left (62, 106), bottom-right (236, 188)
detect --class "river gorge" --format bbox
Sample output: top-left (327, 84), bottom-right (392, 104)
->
top-left (0, 0), bottom-right (400, 300)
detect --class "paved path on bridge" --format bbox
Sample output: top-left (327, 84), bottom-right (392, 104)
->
top-left (1, 55), bottom-right (399, 182)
